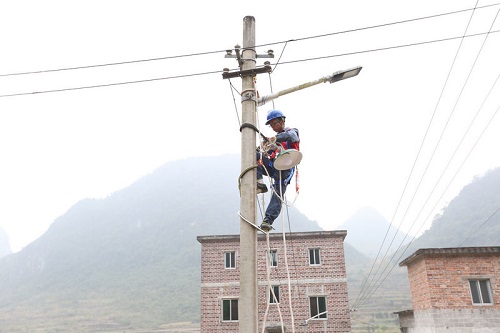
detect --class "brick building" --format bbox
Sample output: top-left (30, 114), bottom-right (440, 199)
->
top-left (197, 231), bottom-right (351, 333)
top-left (395, 247), bottom-right (500, 332)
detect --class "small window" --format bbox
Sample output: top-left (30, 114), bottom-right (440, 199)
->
top-left (225, 251), bottom-right (235, 269)
top-left (309, 296), bottom-right (327, 319)
top-left (469, 279), bottom-right (493, 304)
top-left (269, 285), bottom-right (280, 304)
top-left (267, 249), bottom-right (278, 267)
top-left (222, 299), bottom-right (238, 321)
top-left (309, 248), bottom-right (321, 265)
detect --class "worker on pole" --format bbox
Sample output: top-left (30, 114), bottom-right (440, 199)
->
top-left (257, 109), bottom-right (300, 231)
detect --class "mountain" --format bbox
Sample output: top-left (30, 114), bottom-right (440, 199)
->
top-left (340, 169), bottom-right (500, 332)
top-left (2, 154), bottom-right (499, 332)
top-left (0, 227), bottom-right (11, 258)
top-left (339, 207), bottom-right (409, 258)
top-left (0, 154), bottom-right (321, 332)
top-left (398, 167), bottom-right (500, 259)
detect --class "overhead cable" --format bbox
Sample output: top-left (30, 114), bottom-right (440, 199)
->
top-left (352, 4), bottom-right (500, 310)
top-left (1, 29), bottom-right (499, 99)
top-left (1, 3), bottom-right (498, 78)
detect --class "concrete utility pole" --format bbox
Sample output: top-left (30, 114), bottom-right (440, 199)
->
top-left (222, 16), bottom-right (361, 333)
top-left (222, 16), bottom-right (272, 333)
top-left (239, 16), bottom-right (258, 333)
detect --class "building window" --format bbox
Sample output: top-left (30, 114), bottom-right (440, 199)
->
top-left (309, 248), bottom-right (321, 265)
top-left (224, 251), bottom-right (235, 269)
top-left (469, 279), bottom-right (493, 304)
top-left (269, 285), bottom-right (280, 304)
top-left (222, 299), bottom-right (238, 321)
top-left (267, 249), bottom-right (278, 267)
top-left (309, 296), bottom-right (327, 319)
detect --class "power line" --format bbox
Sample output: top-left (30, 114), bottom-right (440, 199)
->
top-left (355, 74), bottom-right (500, 310)
top-left (1, 29), bottom-right (498, 99)
top-left (352, 2), bottom-right (482, 304)
top-left (258, 3), bottom-right (500, 47)
top-left (352, 5), bottom-right (500, 310)
top-left (275, 30), bottom-right (500, 67)
top-left (458, 206), bottom-right (500, 247)
top-left (0, 49), bottom-right (226, 78)
top-left (0, 69), bottom-right (223, 98)
top-left (1, 3), bottom-right (498, 78)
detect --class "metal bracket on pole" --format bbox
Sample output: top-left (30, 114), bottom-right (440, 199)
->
top-left (225, 45), bottom-right (274, 59)
top-left (241, 90), bottom-right (256, 102)
top-left (222, 65), bottom-right (272, 79)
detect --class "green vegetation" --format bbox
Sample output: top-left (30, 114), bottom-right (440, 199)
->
top-left (0, 156), bottom-right (498, 332)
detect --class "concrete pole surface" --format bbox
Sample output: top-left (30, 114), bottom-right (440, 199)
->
top-left (239, 16), bottom-right (258, 333)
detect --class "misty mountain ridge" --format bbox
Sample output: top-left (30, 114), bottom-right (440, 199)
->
top-left (339, 206), bottom-right (409, 258)
top-left (1, 154), bottom-right (499, 332)
top-left (0, 154), bottom-right (322, 331)
top-left (398, 167), bottom-right (500, 258)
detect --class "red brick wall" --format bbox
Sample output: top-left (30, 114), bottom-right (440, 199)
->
top-left (199, 231), bottom-right (351, 333)
top-left (406, 252), bottom-right (500, 311)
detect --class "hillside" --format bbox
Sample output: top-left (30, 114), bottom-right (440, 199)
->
top-left (398, 167), bottom-right (500, 259)
top-left (1, 156), bottom-right (499, 332)
top-left (340, 207), bottom-right (409, 258)
top-left (341, 210), bottom-right (412, 333)
top-left (0, 154), bottom-right (320, 332)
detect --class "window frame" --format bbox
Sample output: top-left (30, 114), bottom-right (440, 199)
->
top-left (269, 285), bottom-right (280, 304)
top-left (267, 249), bottom-right (278, 267)
top-left (469, 279), bottom-right (493, 305)
top-left (308, 248), bottom-right (321, 265)
top-left (224, 251), bottom-right (236, 269)
top-left (222, 298), bottom-right (239, 322)
top-left (309, 296), bottom-right (328, 320)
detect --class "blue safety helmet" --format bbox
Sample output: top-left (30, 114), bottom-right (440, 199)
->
top-left (265, 109), bottom-right (286, 125)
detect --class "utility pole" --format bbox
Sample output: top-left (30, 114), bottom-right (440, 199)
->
top-left (239, 16), bottom-right (258, 333)
top-left (223, 16), bottom-right (361, 333)
top-left (223, 16), bottom-right (273, 333)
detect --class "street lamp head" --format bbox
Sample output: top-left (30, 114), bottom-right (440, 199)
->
top-left (327, 66), bottom-right (362, 83)
top-left (273, 149), bottom-right (302, 170)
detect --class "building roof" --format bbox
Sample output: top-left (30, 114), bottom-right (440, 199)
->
top-left (393, 309), bottom-right (413, 315)
top-left (197, 230), bottom-right (347, 243)
top-left (399, 246), bottom-right (500, 267)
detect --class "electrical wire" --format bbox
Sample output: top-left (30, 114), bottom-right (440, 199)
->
top-left (1, 3), bottom-right (497, 78)
top-left (1, 29), bottom-right (498, 99)
top-left (270, 41), bottom-right (288, 75)
top-left (257, 3), bottom-right (500, 48)
top-left (234, 3), bottom-right (498, 328)
top-left (0, 69), bottom-right (223, 98)
top-left (227, 78), bottom-right (242, 126)
top-left (352, 4), bottom-right (500, 311)
top-left (1, 3), bottom-right (496, 326)
top-left (355, 76), bottom-right (500, 310)
top-left (0, 49), bottom-right (226, 77)
top-left (254, 59), bottom-right (302, 332)
top-left (458, 206), bottom-right (500, 247)
top-left (1, 5), bottom-right (499, 98)
top-left (272, 29), bottom-right (500, 68)
top-left (232, 9), bottom-right (498, 317)
top-left (351, 0), bottom-right (483, 309)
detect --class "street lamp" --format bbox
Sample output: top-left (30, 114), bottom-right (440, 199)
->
top-left (327, 66), bottom-right (362, 83)
top-left (257, 66), bottom-right (362, 106)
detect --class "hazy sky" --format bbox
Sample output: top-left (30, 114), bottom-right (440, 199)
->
top-left (1, 0), bottom-right (500, 252)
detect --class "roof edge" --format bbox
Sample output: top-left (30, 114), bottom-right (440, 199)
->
top-left (197, 230), bottom-right (347, 243)
top-left (399, 246), bottom-right (500, 266)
